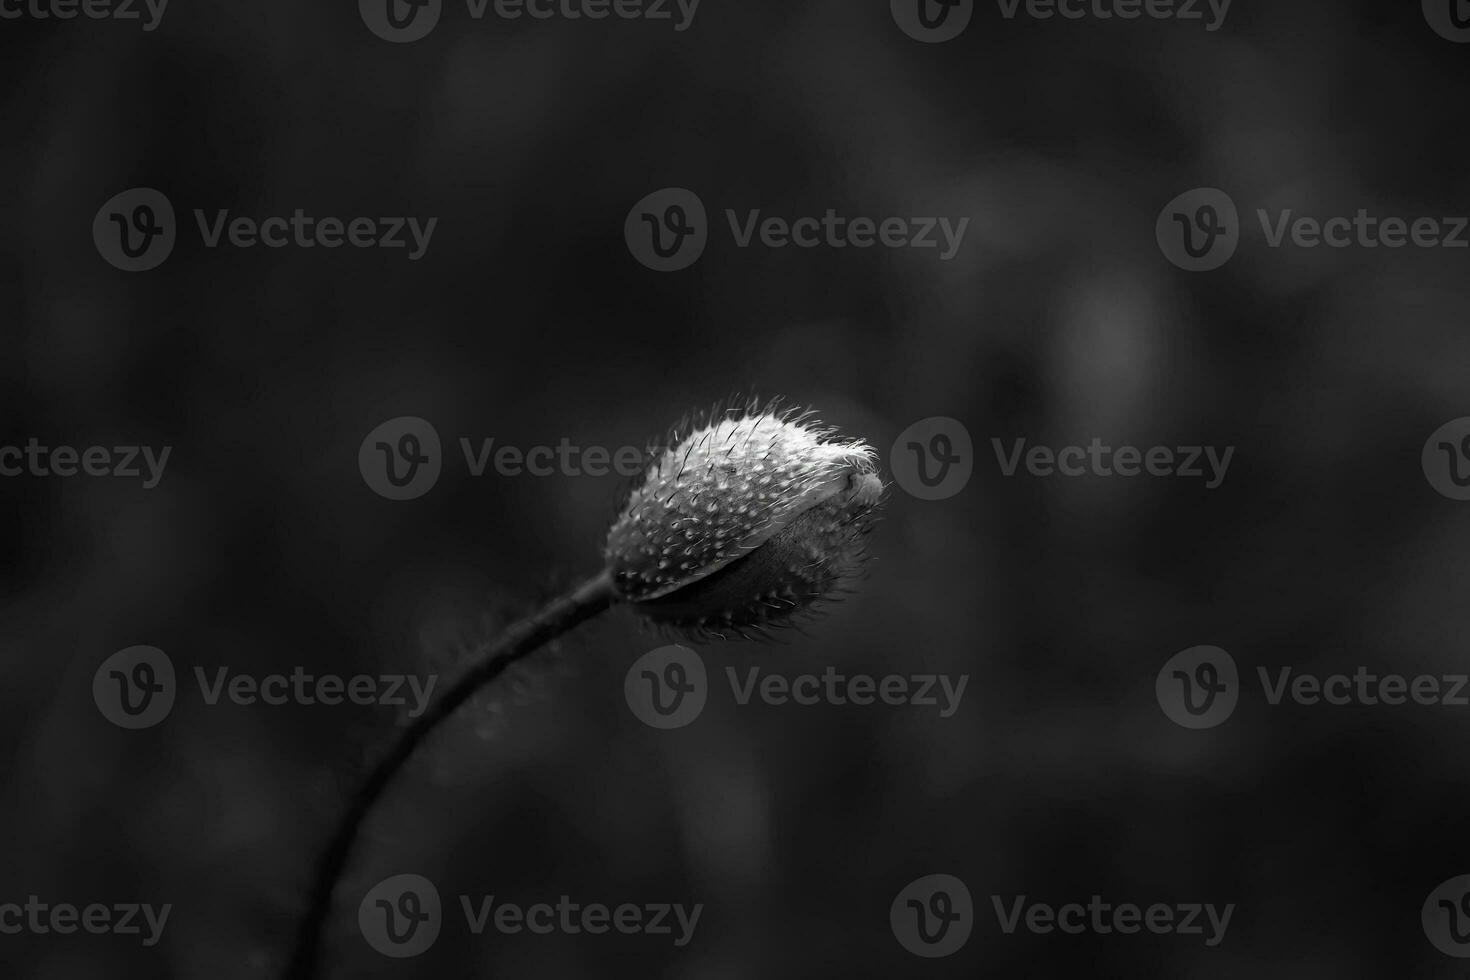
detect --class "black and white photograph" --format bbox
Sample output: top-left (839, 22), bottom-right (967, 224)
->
top-left (3, 1), bottom-right (1470, 976)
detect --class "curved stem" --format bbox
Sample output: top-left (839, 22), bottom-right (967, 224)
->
top-left (286, 571), bottom-right (616, 980)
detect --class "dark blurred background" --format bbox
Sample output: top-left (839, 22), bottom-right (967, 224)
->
top-left (3, 0), bottom-right (1470, 976)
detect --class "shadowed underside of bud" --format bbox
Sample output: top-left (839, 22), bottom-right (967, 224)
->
top-left (604, 402), bottom-right (884, 636)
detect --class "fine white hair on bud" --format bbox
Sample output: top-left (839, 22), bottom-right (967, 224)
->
top-left (604, 400), bottom-right (885, 637)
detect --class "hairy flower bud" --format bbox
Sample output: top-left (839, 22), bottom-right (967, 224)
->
top-left (604, 404), bottom-right (884, 636)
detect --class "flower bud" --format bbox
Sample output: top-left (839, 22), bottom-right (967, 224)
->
top-left (605, 405), bottom-right (884, 635)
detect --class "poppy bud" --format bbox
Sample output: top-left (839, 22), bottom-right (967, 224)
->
top-left (605, 404), bottom-right (884, 635)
